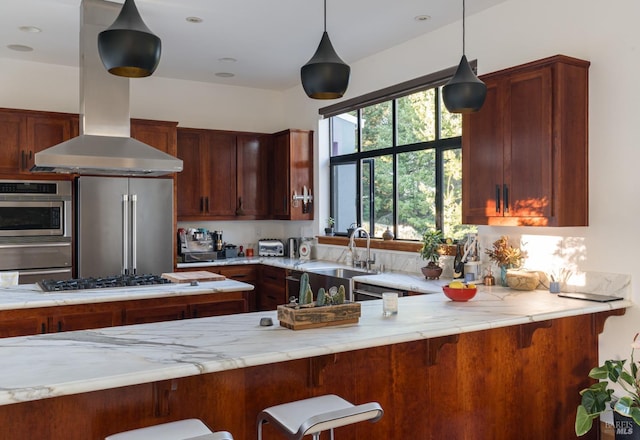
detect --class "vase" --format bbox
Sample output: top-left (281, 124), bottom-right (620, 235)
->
top-left (499, 265), bottom-right (511, 287)
top-left (613, 412), bottom-right (640, 439)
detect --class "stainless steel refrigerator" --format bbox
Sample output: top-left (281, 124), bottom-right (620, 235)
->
top-left (76, 176), bottom-right (174, 278)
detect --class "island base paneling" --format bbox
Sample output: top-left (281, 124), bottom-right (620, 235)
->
top-left (0, 312), bottom-right (612, 440)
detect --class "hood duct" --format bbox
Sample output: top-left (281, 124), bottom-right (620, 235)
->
top-left (32, 0), bottom-right (182, 177)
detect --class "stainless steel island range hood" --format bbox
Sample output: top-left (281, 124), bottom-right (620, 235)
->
top-left (32, 0), bottom-right (182, 177)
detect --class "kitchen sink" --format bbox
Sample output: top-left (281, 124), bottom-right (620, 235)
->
top-left (306, 267), bottom-right (370, 279)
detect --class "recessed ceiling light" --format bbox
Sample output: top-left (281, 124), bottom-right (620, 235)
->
top-left (414, 15), bottom-right (431, 22)
top-left (7, 44), bottom-right (34, 52)
top-left (215, 72), bottom-right (235, 78)
top-left (19, 25), bottom-right (42, 33)
top-left (218, 57), bottom-right (237, 63)
top-left (186, 16), bottom-right (203, 23)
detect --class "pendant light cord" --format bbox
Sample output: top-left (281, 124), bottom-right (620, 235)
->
top-left (462, 0), bottom-right (466, 55)
top-left (324, 0), bottom-right (327, 32)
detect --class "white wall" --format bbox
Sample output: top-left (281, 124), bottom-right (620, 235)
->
top-left (282, 0), bottom-right (640, 366)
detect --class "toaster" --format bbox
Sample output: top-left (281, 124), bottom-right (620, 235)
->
top-left (258, 239), bottom-right (285, 257)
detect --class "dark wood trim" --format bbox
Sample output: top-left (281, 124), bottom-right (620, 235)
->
top-left (317, 235), bottom-right (421, 253)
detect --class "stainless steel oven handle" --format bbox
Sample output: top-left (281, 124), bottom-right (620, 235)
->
top-left (0, 242), bottom-right (71, 249)
top-left (20, 268), bottom-right (72, 276)
top-left (353, 289), bottom-right (383, 299)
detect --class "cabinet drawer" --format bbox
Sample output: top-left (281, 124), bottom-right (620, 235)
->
top-left (219, 265), bottom-right (257, 283)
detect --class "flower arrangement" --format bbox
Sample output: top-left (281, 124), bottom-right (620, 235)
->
top-left (485, 235), bottom-right (525, 268)
top-left (575, 333), bottom-right (640, 436)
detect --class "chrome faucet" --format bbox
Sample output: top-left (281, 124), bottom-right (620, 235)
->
top-left (348, 227), bottom-right (374, 270)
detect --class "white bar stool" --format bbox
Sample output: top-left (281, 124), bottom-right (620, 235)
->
top-left (257, 394), bottom-right (383, 440)
top-left (105, 418), bottom-right (234, 440)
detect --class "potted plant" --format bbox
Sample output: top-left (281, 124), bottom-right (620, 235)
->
top-left (419, 229), bottom-right (444, 279)
top-left (575, 333), bottom-right (640, 437)
top-left (484, 235), bottom-right (525, 286)
top-left (324, 217), bottom-right (335, 236)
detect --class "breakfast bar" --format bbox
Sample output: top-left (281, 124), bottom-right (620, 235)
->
top-left (0, 285), bottom-right (630, 440)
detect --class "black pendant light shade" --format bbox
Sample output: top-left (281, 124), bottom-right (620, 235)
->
top-left (301, 31), bottom-right (350, 99)
top-left (442, 0), bottom-right (486, 113)
top-left (98, 0), bottom-right (161, 78)
top-left (442, 55), bottom-right (486, 113)
top-left (300, 0), bottom-right (350, 99)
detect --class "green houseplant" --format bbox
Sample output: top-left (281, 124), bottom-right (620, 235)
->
top-left (324, 217), bottom-right (335, 236)
top-left (575, 333), bottom-right (640, 436)
top-left (419, 229), bottom-right (444, 279)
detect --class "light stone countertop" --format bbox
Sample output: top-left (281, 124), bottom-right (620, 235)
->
top-left (0, 285), bottom-right (632, 406)
top-left (0, 279), bottom-right (254, 311)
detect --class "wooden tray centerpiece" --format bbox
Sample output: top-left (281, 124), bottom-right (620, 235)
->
top-left (277, 273), bottom-right (361, 330)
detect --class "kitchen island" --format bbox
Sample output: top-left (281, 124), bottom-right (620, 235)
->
top-left (0, 285), bottom-right (631, 440)
top-left (0, 279), bottom-right (255, 337)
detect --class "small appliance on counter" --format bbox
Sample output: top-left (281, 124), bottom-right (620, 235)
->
top-left (258, 239), bottom-right (285, 257)
top-left (287, 237), bottom-right (300, 259)
top-left (178, 229), bottom-right (237, 262)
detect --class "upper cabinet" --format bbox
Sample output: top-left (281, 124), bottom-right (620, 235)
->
top-left (176, 128), bottom-right (272, 220)
top-left (0, 109), bottom-right (178, 177)
top-left (270, 129), bottom-right (314, 220)
top-left (462, 55), bottom-right (590, 227)
top-left (176, 128), bottom-right (313, 221)
top-left (0, 108), bottom-right (75, 175)
top-left (130, 119), bottom-right (178, 156)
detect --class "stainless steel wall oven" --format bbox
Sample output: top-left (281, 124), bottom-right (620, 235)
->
top-left (0, 180), bottom-right (72, 283)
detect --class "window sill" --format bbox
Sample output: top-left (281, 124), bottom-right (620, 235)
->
top-left (316, 236), bottom-right (421, 253)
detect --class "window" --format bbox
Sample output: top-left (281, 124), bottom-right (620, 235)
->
top-left (327, 85), bottom-right (475, 241)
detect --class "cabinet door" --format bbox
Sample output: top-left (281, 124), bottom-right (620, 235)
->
top-left (236, 134), bottom-right (269, 218)
top-left (25, 113), bottom-right (74, 172)
top-left (0, 310), bottom-right (46, 337)
top-left (259, 266), bottom-right (286, 311)
top-left (462, 79), bottom-right (504, 223)
top-left (177, 130), bottom-right (208, 218)
top-left (50, 308), bottom-right (121, 332)
top-left (0, 111), bottom-right (25, 174)
top-left (205, 132), bottom-right (237, 217)
top-left (270, 132), bottom-right (291, 218)
top-left (131, 119), bottom-right (178, 156)
top-left (189, 292), bottom-right (248, 318)
top-left (124, 304), bottom-right (187, 325)
top-left (505, 66), bottom-right (553, 220)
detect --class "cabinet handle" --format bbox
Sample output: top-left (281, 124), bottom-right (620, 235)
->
top-left (495, 185), bottom-right (501, 213)
top-left (21, 151), bottom-right (26, 170)
top-left (503, 185), bottom-right (509, 213)
top-left (205, 197), bottom-right (209, 212)
top-left (200, 197), bottom-right (204, 213)
top-left (282, 196), bottom-right (287, 212)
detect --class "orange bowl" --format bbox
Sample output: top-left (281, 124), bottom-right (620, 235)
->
top-left (442, 285), bottom-right (478, 302)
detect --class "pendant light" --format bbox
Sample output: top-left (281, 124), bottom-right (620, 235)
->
top-left (300, 0), bottom-right (350, 99)
top-left (442, 0), bottom-right (486, 113)
top-left (97, 0), bottom-right (161, 78)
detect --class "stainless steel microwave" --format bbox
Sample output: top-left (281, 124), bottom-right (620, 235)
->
top-left (0, 180), bottom-right (72, 237)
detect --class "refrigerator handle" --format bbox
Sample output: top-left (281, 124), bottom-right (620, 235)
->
top-left (131, 194), bottom-right (137, 275)
top-left (122, 194), bottom-right (129, 275)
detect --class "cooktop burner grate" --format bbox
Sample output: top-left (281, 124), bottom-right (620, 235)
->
top-left (39, 274), bottom-right (172, 292)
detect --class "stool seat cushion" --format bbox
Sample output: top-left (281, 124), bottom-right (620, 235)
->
top-left (106, 419), bottom-right (213, 440)
top-left (258, 394), bottom-right (383, 440)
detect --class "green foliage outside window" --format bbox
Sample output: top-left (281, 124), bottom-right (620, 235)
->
top-left (329, 85), bottom-right (475, 241)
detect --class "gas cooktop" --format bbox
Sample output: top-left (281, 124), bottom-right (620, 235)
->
top-left (39, 274), bottom-right (172, 292)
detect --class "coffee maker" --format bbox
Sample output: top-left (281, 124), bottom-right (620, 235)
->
top-left (178, 228), bottom-right (224, 262)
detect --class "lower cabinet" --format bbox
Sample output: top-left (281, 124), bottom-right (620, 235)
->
top-left (259, 265), bottom-right (287, 311)
top-left (0, 292), bottom-right (249, 338)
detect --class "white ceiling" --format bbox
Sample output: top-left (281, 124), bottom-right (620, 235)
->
top-left (0, 0), bottom-right (507, 91)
